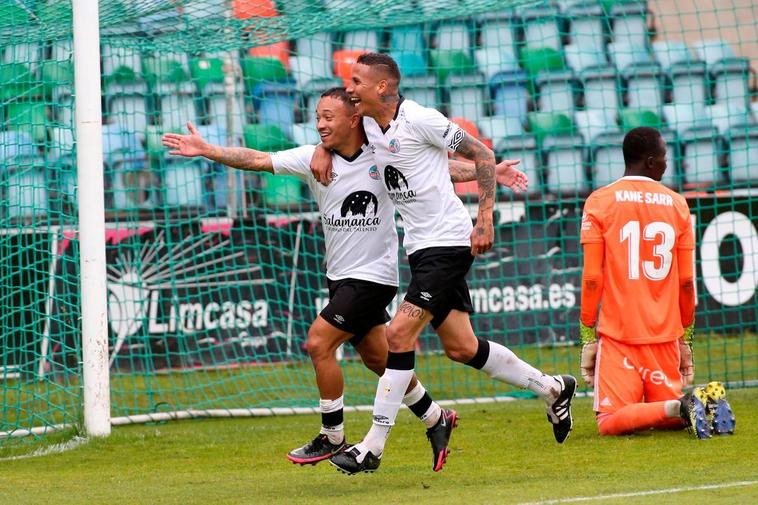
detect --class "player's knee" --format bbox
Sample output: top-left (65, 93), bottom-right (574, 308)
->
top-left (443, 341), bottom-right (477, 363)
top-left (385, 324), bottom-right (413, 352)
top-left (305, 329), bottom-right (331, 362)
top-left (596, 413), bottom-right (620, 436)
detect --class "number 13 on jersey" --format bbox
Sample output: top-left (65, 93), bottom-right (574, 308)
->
top-left (620, 220), bottom-right (676, 281)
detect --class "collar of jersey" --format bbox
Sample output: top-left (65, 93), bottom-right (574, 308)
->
top-left (333, 146), bottom-right (365, 163)
top-left (379, 95), bottom-right (405, 134)
top-left (619, 175), bottom-right (656, 182)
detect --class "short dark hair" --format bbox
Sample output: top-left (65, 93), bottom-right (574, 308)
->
top-left (623, 127), bottom-right (664, 165)
top-left (320, 86), bottom-right (354, 107)
top-left (356, 52), bottom-right (401, 83)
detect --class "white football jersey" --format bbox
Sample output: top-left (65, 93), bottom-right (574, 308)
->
top-left (271, 144), bottom-right (399, 286)
top-left (363, 98), bottom-right (473, 255)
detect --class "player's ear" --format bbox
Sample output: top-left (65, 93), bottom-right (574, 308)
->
top-left (350, 113), bottom-right (361, 128)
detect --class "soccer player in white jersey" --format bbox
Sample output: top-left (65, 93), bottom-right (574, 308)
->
top-left (309, 53), bottom-right (577, 475)
top-left (162, 87), bottom-right (512, 471)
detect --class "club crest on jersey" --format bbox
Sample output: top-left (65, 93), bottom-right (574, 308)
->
top-left (368, 165), bottom-right (380, 180)
top-left (389, 138), bottom-right (400, 153)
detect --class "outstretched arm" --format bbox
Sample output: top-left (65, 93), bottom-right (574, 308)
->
top-left (162, 122), bottom-right (273, 173)
top-left (448, 158), bottom-right (528, 193)
top-left (453, 134), bottom-right (497, 255)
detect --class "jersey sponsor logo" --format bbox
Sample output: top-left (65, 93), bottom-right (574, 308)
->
top-left (447, 128), bottom-right (465, 151)
top-left (384, 165), bottom-right (417, 203)
top-left (368, 165), bottom-right (380, 180)
top-left (322, 191), bottom-right (383, 232)
top-left (389, 138), bottom-right (400, 153)
top-left (622, 357), bottom-right (673, 387)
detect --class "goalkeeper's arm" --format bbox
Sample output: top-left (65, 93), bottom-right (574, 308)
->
top-left (678, 247), bottom-right (696, 386)
top-left (579, 242), bottom-right (604, 387)
top-left (162, 122), bottom-right (274, 173)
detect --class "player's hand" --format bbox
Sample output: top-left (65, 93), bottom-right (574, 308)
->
top-left (470, 216), bottom-right (494, 256)
top-left (162, 122), bottom-right (207, 157)
top-left (678, 338), bottom-right (694, 387)
top-left (310, 144), bottom-right (333, 186)
top-left (496, 159), bottom-right (528, 193)
top-left (580, 342), bottom-right (597, 388)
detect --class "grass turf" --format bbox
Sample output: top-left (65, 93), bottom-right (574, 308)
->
top-left (1, 388), bottom-right (756, 505)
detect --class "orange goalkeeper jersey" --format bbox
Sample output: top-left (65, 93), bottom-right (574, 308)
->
top-left (580, 176), bottom-right (695, 344)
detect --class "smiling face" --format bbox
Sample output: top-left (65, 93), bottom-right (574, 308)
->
top-left (315, 95), bottom-right (359, 151)
top-left (346, 63), bottom-right (384, 118)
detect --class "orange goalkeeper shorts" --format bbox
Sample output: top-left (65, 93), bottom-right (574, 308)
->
top-left (593, 336), bottom-right (683, 414)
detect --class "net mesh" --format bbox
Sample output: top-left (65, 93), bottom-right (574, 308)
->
top-left (1, 0), bottom-right (757, 454)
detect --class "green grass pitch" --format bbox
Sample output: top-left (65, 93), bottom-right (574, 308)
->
top-left (2, 388), bottom-right (757, 505)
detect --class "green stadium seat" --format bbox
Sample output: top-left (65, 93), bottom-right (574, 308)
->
top-left (7, 101), bottom-right (49, 145)
top-left (189, 57), bottom-right (225, 92)
top-left (618, 108), bottom-right (662, 130)
top-left (243, 124), bottom-right (295, 152)
top-left (40, 61), bottom-right (74, 103)
top-left (259, 172), bottom-right (304, 208)
top-left (142, 56), bottom-right (191, 88)
top-left (101, 43), bottom-right (145, 91)
top-left (430, 50), bottom-right (476, 83)
top-left (520, 47), bottom-right (565, 78)
top-left (0, 3), bottom-right (31, 29)
top-left (528, 111), bottom-right (575, 140)
top-left (241, 57), bottom-right (289, 84)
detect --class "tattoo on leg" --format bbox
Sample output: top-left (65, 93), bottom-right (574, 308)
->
top-left (398, 301), bottom-right (424, 319)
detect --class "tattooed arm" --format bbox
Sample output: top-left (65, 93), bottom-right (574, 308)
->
top-left (453, 134), bottom-right (497, 255)
top-left (448, 158), bottom-right (529, 193)
top-left (162, 122), bottom-right (273, 173)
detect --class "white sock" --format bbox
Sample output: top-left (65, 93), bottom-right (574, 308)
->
top-left (358, 368), bottom-right (414, 459)
top-left (665, 400), bottom-right (681, 418)
top-left (482, 341), bottom-right (561, 402)
top-left (319, 396), bottom-right (344, 445)
top-left (403, 381), bottom-right (442, 428)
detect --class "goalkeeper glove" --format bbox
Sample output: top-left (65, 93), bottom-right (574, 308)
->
top-left (580, 342), bottom-right (597, 388)
top-left (579, 320), bottom-right (596, 344)
top-left (679, 338), bottom-right (694, 387)
top-left (682, 321), bottom-right (694, 344)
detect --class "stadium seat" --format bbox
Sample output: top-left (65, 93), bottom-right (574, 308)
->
top-left (388, 25), bottom-right (425, 54)
top-left (575, 109), bottom-right (618, 143)
top-left (47, 127), bottom-right (75, 167)
top-left (542, 135), bottom-right (587, 194)
top-left (663, 103), bottom-right (712, 136)
top-left (102, 122), bottom-right (145, 171)
top-left (292, 122), bottom-right (320, 146)
top-left (0, 131), bottom-right (38, 167)
top-left (726, 125), bottom-right (758, 183)
top-left (249, 41), bottom-right (290, 70)
top-left (535, 70), bottom-right (577, 114)
top-left (608, 42), bottom-right (653, 70)
top-left (289, 55), bottom-right (334, 88)
top-left (2, 43), bottom-right (41, 71)
top-left (624, 63), bottom-right (664, 113)
top-left (233, 0), bottom-right (277, 19)
top-left (333, 49), bottom-right (368, 87)
top-left (448, 74), bottom-right (487, 124)
top-left (680, 126), bottom-right (724, 186)
top-left (6, 101), bottom-right (49, 146)
top-left (40, 60), bottom-right (74, 102)
top-left (669, 61), bottom-right (707, 109)
top-left (566, 3), bottom-right (605, 53)
top-left (711, 58), bottom-right (752, 110)
top-left (141, 56), bottom-right (197, 129)
top-left (610, 2), bottom-right (650, 47)
top-left (430, 50), bottom-right (476, 83)
top-left (189, 57), bottom-right (224, 92)
top-left (581, 66), bottom-right (621, 115)
top-left (692, 39), bottom-right (736, 66)
top-left (619, 108), bottom-right (662, 130)
top-left (242, 56), bottom-right (289, 85)
top-left (342, 30), bottom-right (380, 52)
top-left (652, 41), bottom-right (693, 70)
top-left (708, 103), bottom-right (756, 135)
top-left (400, 75), bottom-right (438, 108)
top-left (163, 158), bottom-right (205, 208)
top-left (391, 51), bottom-right (428, 78)
top-left (528, 111), bottom-right (575, 140)
top-left (475, 47), bottom-right (520, 81)
top-left (564, 44), bottom-right (607, 73)
top-left (101, 43), bottom-right (146, 93)
top-left (5, 165), bottom-right (48, 219)
top-left (478, 116), bottom-right (524, 141)
top-left (296, 32), bottom-right (333, 60)
top-left (490, 70), bottom-right (529, 123)
top-left (0, 62), bottom-right (36, 101)
top-left (521, 6), bottom-right (562, 52)
top-left (0, 3), bottom-right (31, 29)
top-left (494, 135), bottom-right (540, 194)
top-left (590, 131), bottom-right (626, 188)
top-left (251, 81), bottom-right (297, 137)
top-left (520, 47), bottom-right (565, 78)
top-left (478, 11), bottom-right (517, 51)
top-left (259, 172), bottom-right (304, 208)
top-left (243, 124), bottom-right (295, 152)
top-left (432, 20), bottom-right (472, 53)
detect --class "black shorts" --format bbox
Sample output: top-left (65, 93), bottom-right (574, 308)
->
top-left (404, 246), bottom-right (475, 329)
top-left (320, 278), bottom-right (397, 346)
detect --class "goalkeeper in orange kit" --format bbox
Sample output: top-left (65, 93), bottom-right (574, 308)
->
top-left (578, 127), bottom-right (735, 439)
